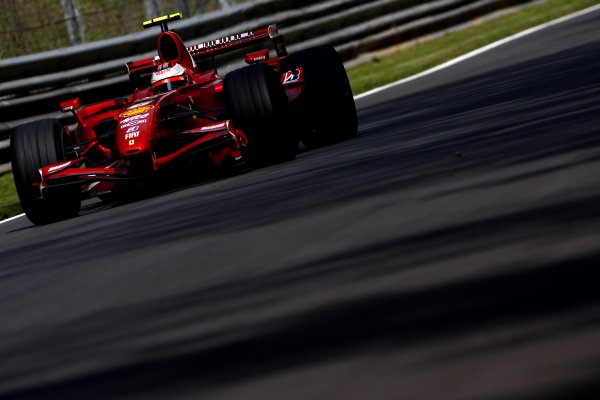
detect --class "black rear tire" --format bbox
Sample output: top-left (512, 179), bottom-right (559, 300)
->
top-left (11, 119), bottom-right (81, 225)
top-left (292, 45), bottom-right (358, 148)
top-left (225, 63), bottom-right (297, 167)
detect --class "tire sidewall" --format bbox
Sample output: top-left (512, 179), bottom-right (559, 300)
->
top-left (292, 45), bottom-right (358, 147)
top-left (11, 119), bottom-right (80, 224)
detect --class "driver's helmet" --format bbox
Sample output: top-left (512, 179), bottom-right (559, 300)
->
top-left (151, 63), bottom-right (188, 93)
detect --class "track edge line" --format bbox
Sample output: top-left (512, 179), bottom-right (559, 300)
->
top-left (353, 3), bottom-right (600, 100)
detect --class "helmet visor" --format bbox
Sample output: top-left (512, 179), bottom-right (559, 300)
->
top-left (152, 75), bottom-right (187, 93)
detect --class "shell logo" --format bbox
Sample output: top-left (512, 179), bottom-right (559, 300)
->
top-left (120, 105), bottom-right (153, 118)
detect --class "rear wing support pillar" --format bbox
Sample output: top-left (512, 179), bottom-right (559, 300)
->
top-left (268, 25), bottom-right (287, 57)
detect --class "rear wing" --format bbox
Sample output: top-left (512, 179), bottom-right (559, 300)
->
top-left (127, 24), bottom-right (287, 83)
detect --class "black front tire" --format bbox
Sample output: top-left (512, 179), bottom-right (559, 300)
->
top-left (292, 45), bottom-right (358, 148)
top-left (225, 63), bottom-right (297, 167)
top-left (11, 119), bottom-right (81, 225)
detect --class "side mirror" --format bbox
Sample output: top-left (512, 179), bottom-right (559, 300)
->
top-left (60, 98), bottom-right (80, 113)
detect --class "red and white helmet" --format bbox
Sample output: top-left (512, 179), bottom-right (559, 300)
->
top-left (151, 63), bottom-right (188, 93)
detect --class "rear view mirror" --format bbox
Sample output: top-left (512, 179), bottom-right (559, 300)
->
top-left (60, 98), bottom-right (81, 113)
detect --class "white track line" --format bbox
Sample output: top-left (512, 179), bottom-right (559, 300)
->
top-left (354, 3), bottom-right (600, 100)
top-left (1, 213), bottom-right (25, 225)
top-left (2, 4), bottom-right (600, 226)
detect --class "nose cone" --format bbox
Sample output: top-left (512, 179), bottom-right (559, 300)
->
top-left (116, 103), bottom-right (155, 158)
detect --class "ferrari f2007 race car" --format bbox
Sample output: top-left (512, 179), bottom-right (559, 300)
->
top-left (11, 13), bottom-right (357, 225)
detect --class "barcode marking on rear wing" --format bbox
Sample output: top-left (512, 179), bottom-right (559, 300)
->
top-left (188, 27), bottom-right (271, 58)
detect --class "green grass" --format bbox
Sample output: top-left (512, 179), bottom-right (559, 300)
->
top-left (348, 0), bottom-right (600, 94)
top-left (1, 0), bottom-right (599, 220)
top-left (0, 172), bottom-right (21, 220)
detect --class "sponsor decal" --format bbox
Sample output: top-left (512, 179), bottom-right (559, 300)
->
top-left (48, 161), bottom-right (72, 173)
top-left (124, 125), bottom-right (140, 140)
top-left (121, 119), bottom-right (147, 128)
top-left (153, 69), bottom-right (169, 77)
top-left (125, 132), bottom-right (140, 140)
top-left (120, 113), bottom-right (150, 128)
top-left (283, 69), bottom-right (301, 84)
top-left (119, 105), bottom-right (153, 118)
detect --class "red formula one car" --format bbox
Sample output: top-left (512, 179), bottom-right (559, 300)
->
top-left (11, 13), bottom-right (357, 225)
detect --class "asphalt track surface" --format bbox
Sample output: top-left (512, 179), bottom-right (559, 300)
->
top-left (1, 9), bottom-right (600, 400)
